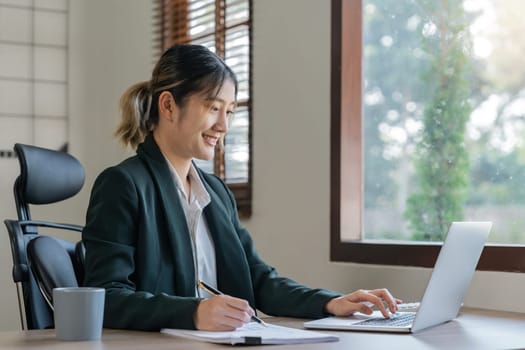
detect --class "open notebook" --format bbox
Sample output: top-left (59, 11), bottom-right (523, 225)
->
top-left (305, 221), bottom-right (492, 333)
top-left (162, 322), bottom-right (338, 345)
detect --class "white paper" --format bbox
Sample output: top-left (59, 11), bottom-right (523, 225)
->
top-left (161, 322), bottom-right (339, 345)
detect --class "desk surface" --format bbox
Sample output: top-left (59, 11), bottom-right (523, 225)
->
top-left (2, 308), bottom-right (525, 350)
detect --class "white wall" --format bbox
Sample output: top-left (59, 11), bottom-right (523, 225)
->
top-left (0, 0), bottom-right (150, 331)
top-left (1, 0), bottom-right (523, 331)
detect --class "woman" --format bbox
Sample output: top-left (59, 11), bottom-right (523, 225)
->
top-left (82, 44), bottom-right (400, 331)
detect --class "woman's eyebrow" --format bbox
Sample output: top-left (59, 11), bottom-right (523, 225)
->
top-left (206, 96), bottom-right (236, 106)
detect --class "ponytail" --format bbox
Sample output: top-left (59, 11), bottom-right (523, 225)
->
top-left (115, 81), bottom-right (153, 148)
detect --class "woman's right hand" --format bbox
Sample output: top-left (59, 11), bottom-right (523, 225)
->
top-left (193, 295), bottom-right (255, 330)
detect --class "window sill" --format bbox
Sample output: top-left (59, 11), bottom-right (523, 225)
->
top-left (330, 239), bottom-right (525, 272)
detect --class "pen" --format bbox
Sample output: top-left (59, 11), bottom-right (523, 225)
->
top-left (197, 280), bottom-right (268, 327)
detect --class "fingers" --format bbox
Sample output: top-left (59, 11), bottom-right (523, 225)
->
top-left (367, 288), bottom-right (401, 316)
top-left (325, 288), bottom-right (402, 318)
top-left (194, 295), bottom-right (255, 331)
top-left (354, 300), bottom-right (374, 315)
top-left (353, 290), bottom-right (391, 318)
top-left (201, 295), bottom-right (253, 330)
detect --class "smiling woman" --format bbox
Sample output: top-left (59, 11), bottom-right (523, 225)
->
top-left (82, 43), bottom-right (401, 332)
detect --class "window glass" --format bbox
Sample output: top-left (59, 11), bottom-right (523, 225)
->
top-left (188, 0), bottom-right (215, 38)
top-left (225, 106), bottom-right (249, 181)
top-left (363, 0), bottom-right (525, 243)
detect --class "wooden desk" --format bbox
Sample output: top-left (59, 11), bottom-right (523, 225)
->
top-left (2, 308), bottom-right (525, 350)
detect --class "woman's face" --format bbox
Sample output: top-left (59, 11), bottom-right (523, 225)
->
top-left (164, 79), bottom-right (236, 161)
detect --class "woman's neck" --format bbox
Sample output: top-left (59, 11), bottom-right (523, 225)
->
top-left (153, 132), bottom-right (191, 180)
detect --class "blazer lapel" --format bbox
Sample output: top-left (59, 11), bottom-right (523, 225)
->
top-left (202, 180), bottom-right (255, 306)
top-left (137, 135), bottom-right (254, 304)
top-left (137, 135), bottom-right (196, 296)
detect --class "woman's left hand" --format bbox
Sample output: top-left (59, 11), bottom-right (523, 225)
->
top-left (324, 288), bottom-right (402, 319)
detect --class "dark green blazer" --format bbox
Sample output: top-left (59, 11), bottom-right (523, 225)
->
top-left (82, 135), bottom-right (340, 331)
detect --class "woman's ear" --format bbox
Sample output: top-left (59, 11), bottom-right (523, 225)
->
top-left (158, 91), bottom-right (175, 122)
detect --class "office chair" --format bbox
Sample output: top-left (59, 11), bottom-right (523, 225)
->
top-left (4, 143), bottom-right (85, 330)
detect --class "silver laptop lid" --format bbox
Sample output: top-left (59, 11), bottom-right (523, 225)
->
top-left (411, 221), bottom-right (492, 333)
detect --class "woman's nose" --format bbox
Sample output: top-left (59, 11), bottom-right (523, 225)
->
top-left (215, 110), bottom-right (229, 131)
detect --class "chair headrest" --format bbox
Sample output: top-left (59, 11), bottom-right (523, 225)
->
top-left (14, 143), bottom-right (85, 205)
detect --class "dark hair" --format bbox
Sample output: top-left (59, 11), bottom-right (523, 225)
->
top-left (116, 44), bottom-right (238, 148)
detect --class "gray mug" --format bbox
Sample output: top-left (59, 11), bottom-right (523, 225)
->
top-left (53, 287), bottom-right (105, 341)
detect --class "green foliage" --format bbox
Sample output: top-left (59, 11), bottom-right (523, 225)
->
top-left (468, 149), bottom-right (525, 205)
top-left (363, 0), bottom-right (525, 243)
top-left (363, 0), bottom-right (432, 207)
top-left (404, 0), bottom-right (473, 239)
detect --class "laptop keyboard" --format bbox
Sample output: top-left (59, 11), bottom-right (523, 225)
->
top-left (397, 302), bottom-right (420, 311)
top-left (354, 312), bottom-right (416, 327)
top-left (365, 301), bottom-right (420, 312)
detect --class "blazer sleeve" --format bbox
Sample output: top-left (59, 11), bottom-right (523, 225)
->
top-left (217, 180), bottom-right (341, 319)
top-left (82, 166), bottom-right (200, 331)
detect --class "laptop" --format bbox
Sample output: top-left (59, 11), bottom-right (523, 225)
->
top-left (304, 221), bottom-right (492, 333)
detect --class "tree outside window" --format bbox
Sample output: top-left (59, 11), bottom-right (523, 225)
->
top-left (362, 0), bottom-right (525, 243)
top-left (331, 0), bottom-right (525, 271)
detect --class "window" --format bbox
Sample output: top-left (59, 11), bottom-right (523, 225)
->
top-left (331, 0), bottom-right (525, 271)
top-left (154, 0), bottom-right (252, 216)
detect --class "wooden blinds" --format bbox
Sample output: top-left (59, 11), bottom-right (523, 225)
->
top-left (153, 0), bottom-right (252, 217)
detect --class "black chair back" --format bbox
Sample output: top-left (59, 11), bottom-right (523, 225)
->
top-left (4, 143), bottom-right (85, 329)
top-left (27, 236), bottom-right (79, 307)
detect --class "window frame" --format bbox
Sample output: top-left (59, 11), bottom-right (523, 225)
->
top-left (330, 0), bottom-right (525, 272)
top-left (154, 0), bottom-right (253, 217)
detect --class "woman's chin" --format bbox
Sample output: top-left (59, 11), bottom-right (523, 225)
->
top-left (194, 152), bottom-right (215, 161)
